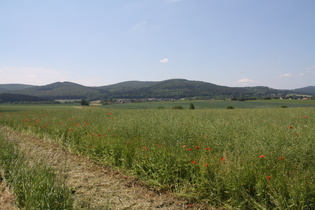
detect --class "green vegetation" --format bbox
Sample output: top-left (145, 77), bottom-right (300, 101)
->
top-left (2, 79), bottom-right (314, 101)
top-left (80, 99), bottom-right (90, 106)
top-left (0, 93), bottom-right (59, 104)
top-left (293, 86), bottom-right (315, 95)
top-left (172, 105), bottom-right (184, 109)
top-left (103, 99), bottom-right (315, 109)
top-left (0, 84), bottom-right (35, 91)
top-left (0, 133), bottom-right (73, 209)
top-left (0, 106), bottom-right (314, 209)
top-left (226, 105), bottom-right (234, 109)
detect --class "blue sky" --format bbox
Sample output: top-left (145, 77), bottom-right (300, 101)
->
top-left (1, 0), bottom-right (314, 89)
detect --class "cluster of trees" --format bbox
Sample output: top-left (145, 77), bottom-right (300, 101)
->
top-left (0, 93), bottom-right (57, 104)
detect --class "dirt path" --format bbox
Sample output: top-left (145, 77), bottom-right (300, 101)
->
top-left (0, 127), bottom-right (213, 209)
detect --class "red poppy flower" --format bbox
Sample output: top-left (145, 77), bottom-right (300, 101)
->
top-left (182, 145), bottom-right (186, 148)
top-left (249, 187), bottom-right (253, 191)
top-left (221, 157), bottom-right (225, 162)
top-left (277, 157), bottom-right (285, 160)
top-left (267, 176), bottom-right (271, 180)
top-left (191, 161), bottom-right (196, 164)
top-left (187, 148), bottom-right (193, 151)
top-left (205, 147), bottom-right (211, 151)
top-left (259, 155), bottom-right (265, 158)
top-left (205, 163), bottom-right (209, 167)
top-left (195, 146), bottom-right (200, 149)
top-left (289, 126), bottom-right (293, 129)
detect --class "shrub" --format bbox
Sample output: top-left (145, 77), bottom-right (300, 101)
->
top-left (189, 103), bottom-right (195, 109)
top-left (172, 105), bottom-right (184, 109)
top-left (226, 105), bottom-right (234, 109)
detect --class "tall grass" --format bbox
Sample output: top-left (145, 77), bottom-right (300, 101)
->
top-left (0, 107), bottom-right (314, 208)
top-left (0, 133), bottom-right (73, 209)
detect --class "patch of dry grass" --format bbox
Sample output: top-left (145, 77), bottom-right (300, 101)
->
top-left (0, 177), bottom-right (16, 210)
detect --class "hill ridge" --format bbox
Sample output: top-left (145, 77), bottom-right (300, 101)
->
top-left (0, 79), bottom-right (314, 100)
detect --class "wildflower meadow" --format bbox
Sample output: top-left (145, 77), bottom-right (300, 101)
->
top-left (0, 106), bottom-right (314, 209)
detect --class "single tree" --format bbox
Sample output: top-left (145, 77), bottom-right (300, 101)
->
top-left (81, 99), bottom-right (89, 106)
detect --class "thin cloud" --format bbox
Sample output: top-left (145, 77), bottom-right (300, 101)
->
top-left (306, 65), bottom-right (315, 74)
top-left (160, 58), bottom-right (169, 63)
top-left (238, 77), bottom-right (257, 84)
top-left (280, 73), bottom-right (294, 78)
top-left (132, 21), bottom-right (147, 30)
top-left (280, 66), bottom-right (315, 78)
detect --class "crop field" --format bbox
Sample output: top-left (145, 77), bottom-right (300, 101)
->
top-left (0, 103), bottom-right (315, 209)
top-left (103, 99), bottom-right (315, 109)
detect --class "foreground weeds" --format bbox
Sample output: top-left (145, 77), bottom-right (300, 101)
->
top-left (0, 133), bottom-right (73, 209)
top-left (0, 107), bottom-right (314, 209)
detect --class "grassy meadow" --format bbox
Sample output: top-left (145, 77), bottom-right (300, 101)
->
top-left (0, 101), bottom-right (315, 209)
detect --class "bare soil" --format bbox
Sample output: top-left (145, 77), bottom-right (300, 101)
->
top-left (0, 127), bottom-right (214, 209)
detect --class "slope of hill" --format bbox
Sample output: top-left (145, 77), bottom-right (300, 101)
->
top-left (293, 86), bottom-right (315, 95)
top-left (105, 79), bottom-right (287, 99)
top-left (96, 81), bottom-right (159, 93)
top-left (0, 93), bottom-right (55, 103)
top-left (5, 82), bottom-right (101, 100)
top-left (0, 79), bottom-right (312, 100)
top-left (0, 84), bottom-right (35, 91)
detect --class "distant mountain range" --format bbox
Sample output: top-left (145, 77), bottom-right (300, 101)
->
top-left (0, 79), bottom-right (314, 102)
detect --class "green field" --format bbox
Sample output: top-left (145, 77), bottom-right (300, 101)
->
top-left (0, 103), bottom-right (315, 209)
top-left (103, 99), bottom-right (315, 109)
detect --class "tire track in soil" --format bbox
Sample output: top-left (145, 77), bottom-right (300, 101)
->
top-left (0, 127), bottom-right (214, 209)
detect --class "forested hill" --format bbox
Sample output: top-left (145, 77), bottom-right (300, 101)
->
top-left (1, 82), bottom-right (101, 100)
top-left (103, 79), bottom-right (288, 99)
top-left (0, 79), bottom-right (312, 100)
top-left (0, 84), bottom-right (35, 91)
top-left (292, 86), bottom-right (315, 95)
top-left (0, 93), bottom-right (56, 103)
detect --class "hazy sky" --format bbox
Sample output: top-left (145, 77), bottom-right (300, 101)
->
top-left (1, 0), bottom-right (314, 89)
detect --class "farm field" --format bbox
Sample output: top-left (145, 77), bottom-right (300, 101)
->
top-left (102, 99), bottom-right (315, 109)
top-left (0, 104), bottom-right (315, 209)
